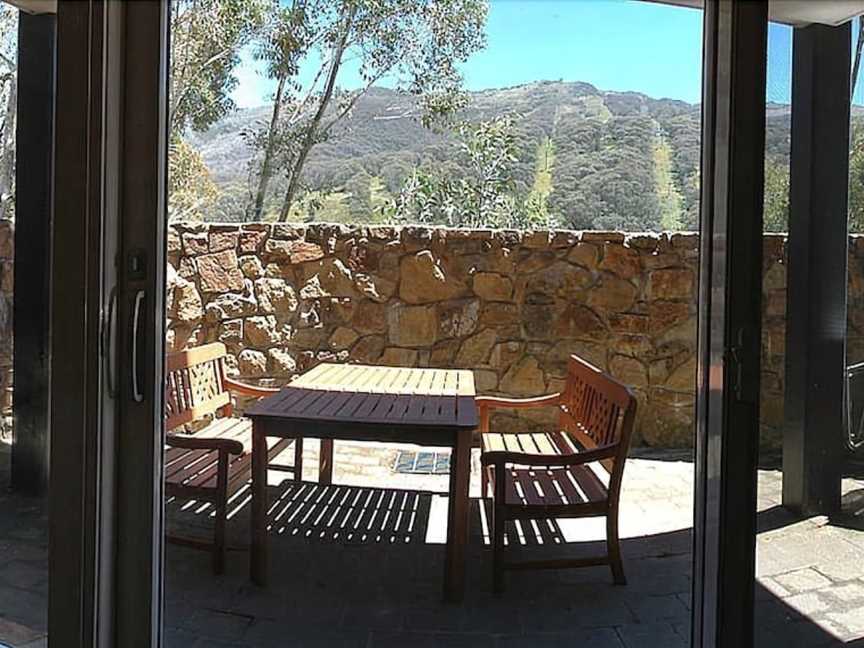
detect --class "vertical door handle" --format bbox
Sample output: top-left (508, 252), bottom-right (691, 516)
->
top-left (132, 289), bottom-right (145, 403)
top-left (103, 286), bottom-right (118, 398)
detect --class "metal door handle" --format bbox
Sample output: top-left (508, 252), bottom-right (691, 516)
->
top-left (104, 286), bottom-right (118, 398)
top-left (132, 289), bottom-right (145, 403)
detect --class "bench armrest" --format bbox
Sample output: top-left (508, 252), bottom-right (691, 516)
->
top-left (480, 444), bottom-right (617, 468)
top-left (476, 393), bottom-right (561, 433)
top-left (223, 376), bottom-right (281, 399)
top-left (166, 433), bottom-right (244, 456)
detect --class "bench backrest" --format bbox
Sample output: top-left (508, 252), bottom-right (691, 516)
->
top-left (165, 342), bottom-right (233, 431)
top-left (559, 354), bottom-right (637, 478)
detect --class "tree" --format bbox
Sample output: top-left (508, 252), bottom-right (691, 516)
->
top-left (247, 0), bottom-right (488, 222)
top-left (0, 5), bottom-right (17, 221)
top-left (386, 114), bottom-right (556, 229)
top-left (763, 156), bottom-right (790, 233)
top-left (169, 0), bottom-right (265, 219)
top-left (168, 138), bottom-right (220, 222)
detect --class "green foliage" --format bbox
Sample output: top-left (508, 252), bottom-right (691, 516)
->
top-left (246, 0), bottom-right (489, 221)
top-left (763, 156), bottom-right (789, 233)
top-left (385, 114), bottom-right (556, 229)
top-left (168, 137), bottom-right (221, 222)
top-left (850, 122), bottom-right (864, 233)
top-left (169, 0), bottom-right (265, 134)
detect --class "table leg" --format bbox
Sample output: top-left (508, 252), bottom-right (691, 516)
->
top-left (443, 429), bottom-right (471, 603)
top-left (250, 419), bottom-right (268, 585)
top-left (319, 438), bottom-right (334, 485)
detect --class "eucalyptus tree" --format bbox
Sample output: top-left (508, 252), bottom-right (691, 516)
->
top-left (247, 0), bottom-right (488, 222)
top-left (169, 0), bottom-right (265, 220)
top-left (0, 4), bottom-right (17, 221)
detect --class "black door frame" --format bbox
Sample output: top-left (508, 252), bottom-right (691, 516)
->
top-left (692, 1), bottom-right (768, 647)
top-left (49, 1), bottom-right (168, 646)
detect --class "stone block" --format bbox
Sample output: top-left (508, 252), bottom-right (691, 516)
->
top-left (399, 250), bottom-right (465, 304)
top-left (472, 272), bottom-right (513, 301)
top-left (196, 250), bottom-right (245, 293)
top-left (388, 305), bottom-right (437, 347)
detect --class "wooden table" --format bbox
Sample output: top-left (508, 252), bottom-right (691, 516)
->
top-left (245, 363), bottom-right (478, 603)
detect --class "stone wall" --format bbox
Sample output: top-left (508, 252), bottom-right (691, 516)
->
top-left (167, 222), bottom-right (702, 445)
top-left (3, 220), bottom-right (861, 447)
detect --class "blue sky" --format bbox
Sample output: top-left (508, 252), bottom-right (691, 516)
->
top-left (230, 0), bottom-right (852, 110)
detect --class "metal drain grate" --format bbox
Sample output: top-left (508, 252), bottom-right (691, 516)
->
top-left (393, 450), bottom-right (451, 474)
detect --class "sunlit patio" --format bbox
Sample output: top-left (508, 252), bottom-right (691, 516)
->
top-left (4, 438), bottom-right (864, 647)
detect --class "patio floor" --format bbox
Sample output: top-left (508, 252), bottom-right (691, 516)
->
top-left (3, 440), bottom-right (864, 647)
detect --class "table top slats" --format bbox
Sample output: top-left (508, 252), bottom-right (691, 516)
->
top-left (247, 363), bottom-right (477, 429)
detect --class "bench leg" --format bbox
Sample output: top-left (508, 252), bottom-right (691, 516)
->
top-left (293, 437), bottom-right (304, 481)
top-left (606, 509), bottom-right (626, 585)
top-left (213, 452), bottom-right (229, 575)
top-left (319, 438), bottom-right (334, 485)
top-left (492, 466), bottom-right (506, 595)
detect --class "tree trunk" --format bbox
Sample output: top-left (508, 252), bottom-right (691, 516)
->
top-left (854, 16), bottom-right (864, 102)
top-left (0, 74), bottom-right (17, 220)
top-left (277, 5), bottom-right (356, 222)
top-left (251, 74), bottom-right (286, 220)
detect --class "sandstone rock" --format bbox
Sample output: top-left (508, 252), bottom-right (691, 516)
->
top-left (218, 319), bottom-right (243, 346)
top-left (599, 244), bottom-right (641, 279)
top-left (587, 276), bottom-right (638, 312)
top-left (380, 347), bottom-right (419, 366)
top-left (647, 268), bottom-right (694, 300)
top-left (266, 239), bottom-right (325, 263)
top-left (239, 227), bottom-right (268, 253)
top-left (399, 250), bottom-right (464, 304)
top-left (205, 288), bottom-right (258, 320)
top-left (352, 300), bottom-right (387, 334)
top-left (516, 250), bottom-right (557, 274)
top-left (455, 328), bottom-right (497, 366)
top-left (626, 234), bottom-right (660, 251)
top-left (172, 280), bottom-right (203, 324)
top-left (609, 354), bottom-right (648, 387)
top-left (478, 302), bottom-right (520, 329)
top-left (522, 298), bottom-right (560, 340)
top-left (608, 313), bottom-right (649, 335)
top-left (553, 304), bottom-right (607, 340)
top-left (474, 369), bottom-right (499, 392)
top-left (291, 326), bottom-right (326, 349)
top-left (670, 233), bottom-right (699, 250)
top-left (648, 300), bottom-right (691, 331)
top-left (167, 228), bottom-right (182, 255)
top-left (567, 243), bottom-right (600, 269)
top-left (582, 231), bottom-right (625, 244)
top-left (267, 348), bottom-right (297, 376)
top-left (665, 357), bottom-right (696, 391)
top-left (354, 272), bottom-right (395, 303)
top-left (197, 250), bottom-right (245, 293)
top-left (438, 299), bottom-right (480, 338)
top-left (473, 272), bottom-right (513, 301)
top-left (329, 326), bottom-right (359, 350)
top-left (524, 262), bottom-right (593, 297)
top-left (302, 258), bottom-right (356, 297)
top-left (523, 230), bottom-right (552, 248)
top-left (642, 253), bottom-right (682, 270)
top-left (271, 224), bottom-right (305, 240)
top-left (388, 305), bottom-right (437, 347)
top-left (182, 232), bottom-right (208, 256)
top-left (544, 341), bottom-right (607, 375)
top-left (255, 278), bottom-right (298, 316)
top-left (490, 341), bottom-right (523, 373)
top-left (244, 315), bottom-right (279, 348)
top-left (209, 227), bottom-right (239, 253)
top-left (238, 349), bottom-right (267, 377)
top-left (499, 355), bottom-right (546, 396)
top-left (239, 255), bottom-right (264, 279)
top-left (430, 339), bottom-right (460, 367)
top-left (178, 257), bottom-right (197, 279)
top-left (351, 336), bottom-right (386, 363)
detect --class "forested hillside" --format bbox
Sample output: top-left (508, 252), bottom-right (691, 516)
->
top-left (188, 80), bottom-right (795, 230)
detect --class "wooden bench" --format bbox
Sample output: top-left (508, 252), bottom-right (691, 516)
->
top-left (165, 342), bottom-right (302, 574)
top-left (478, 354), bottom-right (637, 593)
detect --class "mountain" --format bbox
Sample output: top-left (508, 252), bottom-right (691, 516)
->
top-left (186, 81), bottom-right (794, 230)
